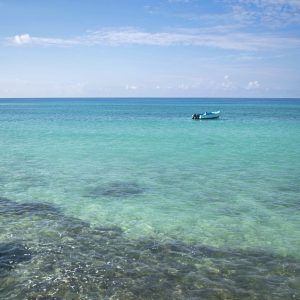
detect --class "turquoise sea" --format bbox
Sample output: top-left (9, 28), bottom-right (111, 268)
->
top-left (0, 98), bottom-right (300, 299)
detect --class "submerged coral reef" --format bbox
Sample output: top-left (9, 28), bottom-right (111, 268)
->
top-left (0, 197), bottom-right (299, 299)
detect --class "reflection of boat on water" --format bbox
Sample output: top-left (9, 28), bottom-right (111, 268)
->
top-left (192, 111), bottom-right (220, 120)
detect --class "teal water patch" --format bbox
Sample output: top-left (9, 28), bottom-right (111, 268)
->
top-left (0, 197), bottom-right (299, 299)
top-left (0, 98), bottom-right (300, 260)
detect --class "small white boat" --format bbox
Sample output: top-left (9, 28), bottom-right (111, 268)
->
top-left (192, 111), bottom-right (220, 120)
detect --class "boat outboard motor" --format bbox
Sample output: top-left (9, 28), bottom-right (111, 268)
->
top-left (192, 113), bottom-right (200, 120)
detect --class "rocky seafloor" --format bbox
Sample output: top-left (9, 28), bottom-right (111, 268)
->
top-left (0, 197), bottom-right (299, 300)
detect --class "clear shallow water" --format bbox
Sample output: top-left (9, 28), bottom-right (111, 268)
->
top-left (0, 98), bottom-right (300, 299)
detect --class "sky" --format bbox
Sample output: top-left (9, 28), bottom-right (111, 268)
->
top-left (0, 0), bottom-right (300, 98)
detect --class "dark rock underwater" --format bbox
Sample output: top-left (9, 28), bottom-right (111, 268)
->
top-left (0, 197), bottom-right (299, 299)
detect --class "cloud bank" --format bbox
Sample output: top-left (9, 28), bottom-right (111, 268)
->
top-left (8, 28), bottom-right (300, 51)
top-left (12, 33), bottom-right (80, 47)
top-left (227, 0), bottom-right (300, 27)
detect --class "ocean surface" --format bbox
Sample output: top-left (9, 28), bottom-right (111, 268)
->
top-left (0, 98), bottom-right (299, 299)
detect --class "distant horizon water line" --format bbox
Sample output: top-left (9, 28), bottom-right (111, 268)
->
top-left (0, 97), bottom-right (300, 100)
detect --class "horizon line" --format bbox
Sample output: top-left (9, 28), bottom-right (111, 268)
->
top-left (0, 97), bottom-right (300, 100)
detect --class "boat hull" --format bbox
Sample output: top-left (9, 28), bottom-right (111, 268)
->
top-left (199, 111), bottom-right (220, 119)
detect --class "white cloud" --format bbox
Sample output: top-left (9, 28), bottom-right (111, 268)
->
top-left (227, 0), bottom-right (300, 27)
top-left (11, 33), bottom-right (80, 47)
top-left (221, 75), bottom-right (235, 90)
top-left (246, 80), bottom-right (260, 90)
top-left (170, 0), bottom-right (300, 30)
top-left (14, 34), bottom-right (32, 45)
top-left (6, 29), bottom-right (300, 51)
